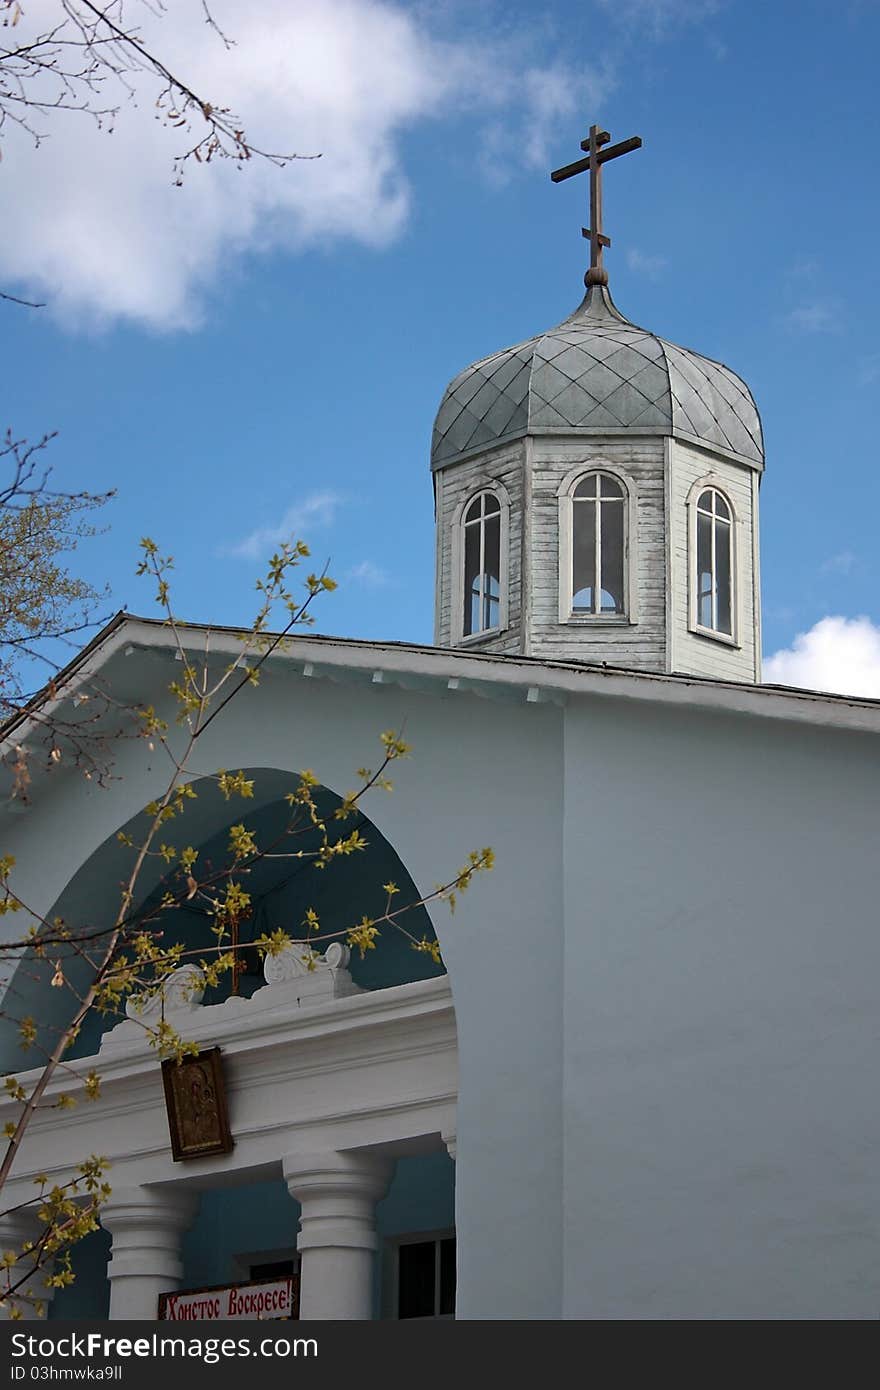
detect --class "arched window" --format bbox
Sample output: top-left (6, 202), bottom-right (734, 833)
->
top-left (570, 472), bottom-right (626, 616)
top-left (462, 491), bottom-right (502, 637)
top-left (694, 487), bottom-right (733, 637)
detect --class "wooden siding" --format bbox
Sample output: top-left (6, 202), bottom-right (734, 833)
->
top-left (434, 440), bottom-right (525, 655)
top-left (528, 436), bottom-right (667, 671)
top-left (668, 438), bottom-right (760, 684)
top-left (434, 432), bottom-right (761, 681)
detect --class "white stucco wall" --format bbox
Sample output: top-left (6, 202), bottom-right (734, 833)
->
top-left (2, 637), bottom-right (879, 1319)
top-left (561, 696), bottom-right (880, 1319)
top-left (1, 648), bottom-right (565, 1320)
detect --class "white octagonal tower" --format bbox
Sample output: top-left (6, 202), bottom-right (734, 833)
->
top-left (431, 258), bottom-right (764, 684)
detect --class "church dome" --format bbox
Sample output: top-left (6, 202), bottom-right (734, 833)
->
top-left (431, 284), bottom-right (763, 471)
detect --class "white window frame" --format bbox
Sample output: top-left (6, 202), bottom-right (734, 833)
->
top-left (451, 484), bottom-right (509, 645)
top-left (386, 1228), bottom-right (456, 1321)
top-left (557, 462), bottom-right (638, 625)
top-left (687, 477), bottom-right (739, 647)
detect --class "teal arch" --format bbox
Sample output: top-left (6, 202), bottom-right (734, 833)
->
top-left (0, 769), bottom-right (442, 1071)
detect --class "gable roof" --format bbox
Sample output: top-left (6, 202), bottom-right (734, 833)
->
top-left (3, 612), bottom-right (879, 773)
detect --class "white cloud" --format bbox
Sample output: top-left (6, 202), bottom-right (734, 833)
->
top-left (228, 491), bottom-right (344, 560)
top-left (477, 59), bottom-right (614, 189)
top-left (346, 560), bottom-right (389, 587)
top-left (857, 354), bottom-right (880, 386)
top-left (626, 248), bottom-right (668, 279)
top-left (785, 255), bottom-right (820, 280)
top-left (1, 0), bottom-right (599, 329)
top-left (520, 64), bottom-right (614, 172)
top-left (782, 301), bottom-right (843, 334)
top-left (764, 616), bottom-right (880, 699)
top-left (520, 66), bottom-right (579, 171)
top-left (820, 551), bottom-right (858, 576)
top-left (596, 0), bottom-right (723, 37)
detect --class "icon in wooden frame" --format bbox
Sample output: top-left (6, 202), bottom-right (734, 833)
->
top-left (161, 1046), bottom-right (233, 1161)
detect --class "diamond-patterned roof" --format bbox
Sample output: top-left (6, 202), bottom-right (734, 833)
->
top-left (431, 286), bottom-right (763, 470)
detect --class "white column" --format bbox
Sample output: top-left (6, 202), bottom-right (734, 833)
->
top-left (283, 1152), bottom-right (392, 1320)
top-left (442, 1129), bottom-right (457, 1161)
top-left (0, 1210), bottom-right (57, 1320)
top-left (100, 1187), bottom-right (196, 1320)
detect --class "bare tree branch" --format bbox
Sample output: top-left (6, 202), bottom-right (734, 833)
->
top-left (0, 289), bottom-right (44, 307)
top-left (1, 430), bottom-right (115, 722)
top-left (0, 1), bottom-right (322, 183)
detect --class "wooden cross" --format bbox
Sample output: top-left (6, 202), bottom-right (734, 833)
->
top-left (551, 124), bottom-right (642, 287)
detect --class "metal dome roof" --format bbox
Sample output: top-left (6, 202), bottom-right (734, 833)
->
top-left (431, 285), bottom-right (763, 471)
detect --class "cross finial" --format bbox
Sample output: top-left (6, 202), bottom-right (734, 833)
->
top-left (551, 124), bottom-right (642, 288)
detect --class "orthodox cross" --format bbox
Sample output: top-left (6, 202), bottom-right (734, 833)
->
top-left (551, 124), bottom-right (642, 287)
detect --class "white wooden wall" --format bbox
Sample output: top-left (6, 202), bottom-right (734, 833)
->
top-left (528, 435), bottom-right (667, 670)
top-left (434, 432), bottom-right (762, 683)
top-left (434, 440), bottom-right (524, 655)
top-left (667, 438), bottom-right (762, 684)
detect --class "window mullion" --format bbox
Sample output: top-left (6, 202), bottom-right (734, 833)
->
top-left (706, 511), bottom-right (711, 631)
top-left (478, 499), bottom-right (486, 631)
top-left (724, 518), bottom-right (732, 636)
top-left (570, 499), bottom-right (578, 617)
top-left (594, 496), bottom-right (601, 615)
top-left (622, 497), bottom-right (627, 615)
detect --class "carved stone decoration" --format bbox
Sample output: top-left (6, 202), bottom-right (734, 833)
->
top-left (263, 940), bottom-right (347, 984)
top-left (125, 964), bottom-right (206, 1020)
top-left (263, 945), bottom-right (315, 984)
top-left (263, 940), bottom-right (361, 1003)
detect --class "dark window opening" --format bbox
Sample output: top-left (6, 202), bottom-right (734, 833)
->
top-left (398, 1236), bottom-right (456, 1319)
top-left (571, 472), bottom-right (626, 616)
top-left (249, 1259), bottom-right (295, 1280)
top-left (695, 488), bottom-right (733, 636)
top-left (462, 493), bottom-right (502, 636)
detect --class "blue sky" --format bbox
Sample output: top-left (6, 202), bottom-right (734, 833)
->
top-left (3, 0), bottom-right (880, 693)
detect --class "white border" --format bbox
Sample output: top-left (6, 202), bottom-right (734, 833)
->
top-left (450, 483), bottom-right (511, 646)
top-left (686, 476), bottom-right (740, 648)
top-left (556, 461), bottom-right (639, 626)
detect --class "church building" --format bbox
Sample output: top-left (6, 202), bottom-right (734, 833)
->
top-left (1, 126), bottom-right (879, 1321)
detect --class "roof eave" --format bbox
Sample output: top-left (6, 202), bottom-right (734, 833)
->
top-left (0, 611), bottom-right (131, 750)
top-left (431, 426), bottom-right (764, 473)
top-left (15, 613), bottom-right (876, 733)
